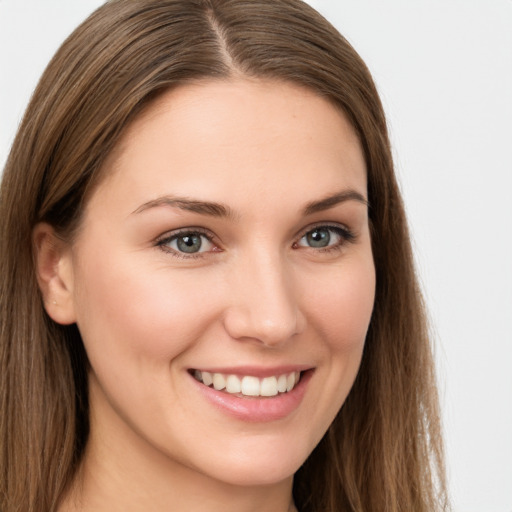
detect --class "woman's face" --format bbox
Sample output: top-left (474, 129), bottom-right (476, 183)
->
top-left (62, 79), bottom-right (375, 486)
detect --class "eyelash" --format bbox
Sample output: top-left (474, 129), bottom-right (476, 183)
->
top-left (156, 224), bottom-right (355, 259)
top-left (294, 224), bottom-right (356, 253)
top-left (156, 228), bottom-right (218, 259)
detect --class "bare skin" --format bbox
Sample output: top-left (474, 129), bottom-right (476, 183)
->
top-left (36, 79), bottom-right (375, 512)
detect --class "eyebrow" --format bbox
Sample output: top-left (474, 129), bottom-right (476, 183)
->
top-left (302, 190), bottom-right (369, 215)
top-left (132, 196), bottom-right (236, 219)
top-left (132, 189), bottom-right (368, 218)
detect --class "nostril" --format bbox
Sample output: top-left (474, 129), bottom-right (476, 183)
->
top-left (223, 305), bottom-right (304, 347)
top-left (222, 263), bottom-right (305, 345)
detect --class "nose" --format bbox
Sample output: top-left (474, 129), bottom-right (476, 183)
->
top-left (223, 250), bottom-right (306, 347)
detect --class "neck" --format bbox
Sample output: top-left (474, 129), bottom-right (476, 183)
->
top-left (61, 457), bottom-right (296, 512)
top-left (61, 463), bottom-right (296, 512)
top-left (59, 395), bottom-right (297, 512)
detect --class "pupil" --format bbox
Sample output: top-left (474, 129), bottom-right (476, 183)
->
top-left (177, 234), bottom-right (202, 253)
top-left (307, 228), bottom-right (330, 248)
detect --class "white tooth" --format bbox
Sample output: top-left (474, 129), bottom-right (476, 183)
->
top-left (286, 372), bottom-right (296, 392)
top-left (277, 374), bottom-right (287, 393)
top-left (295, 371), bottom-right (301, 384)
top-left (194, 370), bottom-right (202, 382)
top-left (213, 373), bottom-right (226, 391)
top-left (241, 376), bottom-right (260, 396)
top-left (202, 371), bottom-right (213, 386)
top-left (260, 376), bottom-right (278, 397)
top-left (225, 374), bottom-right (242, 394)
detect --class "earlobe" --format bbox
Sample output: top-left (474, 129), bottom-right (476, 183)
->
top-left (33, 223), bottom-right (77, 325)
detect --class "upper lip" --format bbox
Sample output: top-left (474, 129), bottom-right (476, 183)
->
top-left (189, 365), bottom-right (313, 378)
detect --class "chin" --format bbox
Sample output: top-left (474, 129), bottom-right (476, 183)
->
top-left (184, 432), bottom-right (316, 488)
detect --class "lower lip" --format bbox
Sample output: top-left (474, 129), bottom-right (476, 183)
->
top-left (190, 370), bottom-right (313, 423)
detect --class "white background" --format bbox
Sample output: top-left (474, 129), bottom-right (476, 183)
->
top-left (1, 1), bottom-right (511, 511)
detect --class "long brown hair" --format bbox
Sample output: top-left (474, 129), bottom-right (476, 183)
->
top-left (0, 1), bottom-right (448, 510)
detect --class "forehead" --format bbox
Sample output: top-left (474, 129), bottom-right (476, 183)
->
top-left (88, 78), bottom-right (367, 218)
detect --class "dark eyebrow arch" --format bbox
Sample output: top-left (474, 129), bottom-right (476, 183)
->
top-left (302, 190), bottom-right (369, 215)
top-left (132, 196), bottom-right (236, 219)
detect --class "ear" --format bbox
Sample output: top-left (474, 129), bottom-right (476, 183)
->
top-left (33, 223), bottom-right (77, 325)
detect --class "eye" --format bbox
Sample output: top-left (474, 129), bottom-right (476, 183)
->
top-left (157, 230), bottom-right (216, 256)
top-left (295, 225), bottom-right (354, 250)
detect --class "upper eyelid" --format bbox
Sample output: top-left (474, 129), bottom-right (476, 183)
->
top-left (295, 221), bottom-right (352, 239)
top-left (154, 222), bottom-right (353, 250)
top-left (155, 229), bottom-right (219, 259)
top-left (156, 226), bottom-right (217, 243)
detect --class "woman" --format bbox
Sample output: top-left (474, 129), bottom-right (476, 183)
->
top-left (0, 0), bottom-right (448, 511)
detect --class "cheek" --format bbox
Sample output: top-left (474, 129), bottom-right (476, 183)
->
top-left (305, 257), bottom-right (376, 352)
top-left (72, 253), bottom-right (223, 367)
top-left (291, 256), bottom-right (375, 449)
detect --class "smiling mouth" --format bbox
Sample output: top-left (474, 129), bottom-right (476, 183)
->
top-left (191, 370), bottom-right (302, 398)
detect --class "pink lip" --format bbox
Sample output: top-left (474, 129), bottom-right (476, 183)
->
top-left (190, 368), bottom-right (314, 423)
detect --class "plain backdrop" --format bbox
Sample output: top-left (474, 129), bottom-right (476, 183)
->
top-left (1, 1), bottom-right (511, 511)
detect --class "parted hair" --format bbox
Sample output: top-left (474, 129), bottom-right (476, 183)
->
top-left (0, 1), bottom-right (448, 511)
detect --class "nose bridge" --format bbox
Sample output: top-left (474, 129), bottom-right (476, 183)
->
top-left (224, 245), bottom-right (303, 346)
